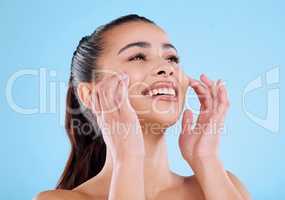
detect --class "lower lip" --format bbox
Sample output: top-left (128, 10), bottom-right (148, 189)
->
top-left (144, 95), bottom-right (178, 102)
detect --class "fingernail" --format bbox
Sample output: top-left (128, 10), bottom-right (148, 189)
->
top-left (118, 73), bottom-right (126, 80)
top-left (121, 73), bottom-right (129, 85)
top-left (125, 75), bottom-right (129, 85)
top-left (216, 79), bottom-right (221, 85)
top-left (218, 79), bottom-right (224, 86)
top-left (120, 72), bottom-right (127, 79)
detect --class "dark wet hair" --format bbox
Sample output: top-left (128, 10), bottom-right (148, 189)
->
top-left (56, 14), bottom-right (155, 189)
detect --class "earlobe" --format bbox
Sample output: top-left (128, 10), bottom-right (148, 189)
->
top-left (77, 82), bottom-right (93, 109)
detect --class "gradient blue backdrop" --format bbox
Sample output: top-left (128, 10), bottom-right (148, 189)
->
top-left (1, 1), bottom-right (284, 199)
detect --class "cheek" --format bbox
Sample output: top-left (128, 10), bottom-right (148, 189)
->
top-left (181, 80), bottom-right (189, 99)
top-left (178, 70), bottom-right (190, 95)
top-left (126, 66), bottom-right (147, 82)
top-left (176, 70), bottom-right (190, 110)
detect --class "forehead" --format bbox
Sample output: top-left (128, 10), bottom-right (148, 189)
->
top-left (102, 22), bottom-right (170, 52)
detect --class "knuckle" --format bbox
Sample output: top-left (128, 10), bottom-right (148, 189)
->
top-left (109, 74), bottom-right (117, 81)
top-left (111, 73), bottom-right (121, 81)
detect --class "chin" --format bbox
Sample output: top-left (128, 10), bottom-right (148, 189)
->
top-left (135, 102), bottom-right (181, 129)
top-left (151, 112), bottom-right (179, 127)
top-left (130, 93), bottom-right (184, 129)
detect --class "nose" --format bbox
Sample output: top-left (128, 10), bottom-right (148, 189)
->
top-left (152, 64), bottom-right (175, 78)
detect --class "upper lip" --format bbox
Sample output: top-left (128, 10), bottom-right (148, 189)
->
top-left (141, 81), bottom-right (178, 96)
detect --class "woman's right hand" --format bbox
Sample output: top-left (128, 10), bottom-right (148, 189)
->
top-left (91, 72), bottom-right (145, 163)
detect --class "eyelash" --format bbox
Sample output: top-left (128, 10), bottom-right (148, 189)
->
top-left (128, 53), bottom-right (180, 64)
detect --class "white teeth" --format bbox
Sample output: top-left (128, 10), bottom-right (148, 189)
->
top-left (169, 89), bottom-right (175, 96)
top-left (153, 89), bottom-right (158, 95)
top-left (146, 87), bottom-right (176, 96)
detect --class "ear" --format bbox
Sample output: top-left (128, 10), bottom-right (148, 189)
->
top-left (76, 82), bottom-right (94, 110)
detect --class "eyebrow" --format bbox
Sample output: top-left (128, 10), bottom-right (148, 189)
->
top-left (117, 41), bottom-right (177, 55)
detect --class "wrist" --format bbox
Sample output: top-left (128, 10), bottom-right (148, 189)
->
top-left (187, 156), bottom-right (227, 186)
top-left (187, 155), bottom-right (222, 170)
top-left (112, 148), bottom-right (145, 164)
top-left (113, 155), bottom-right (144, 167)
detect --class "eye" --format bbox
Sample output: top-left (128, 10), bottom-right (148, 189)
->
top-left (166, 55), bottom-right (180, 64)
top-left (128, 53), bottom-right (146, 62)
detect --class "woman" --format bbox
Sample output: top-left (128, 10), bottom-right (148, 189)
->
top-left (36, 14), bottom-right (251, 200)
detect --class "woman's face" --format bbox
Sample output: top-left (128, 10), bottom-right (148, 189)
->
top-left (97, 22), bottom-right (189, 128)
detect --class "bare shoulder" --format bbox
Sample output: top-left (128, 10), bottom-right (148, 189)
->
top-left (226, 170), bottom-right (252, 199)
top-left (34, 189), bottom-right (95, 200)
top-left (182, 175), bottom-right (205, 199)
top-left (183, 171), bottom-right (251, 200)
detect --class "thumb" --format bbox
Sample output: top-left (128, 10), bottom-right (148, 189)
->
top-left (181, 108), bottom-right (193, 134)
top-left (120, 73), bottom-right (134, 111)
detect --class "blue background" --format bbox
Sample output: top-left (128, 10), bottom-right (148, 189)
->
top-left (0, 0), bottom-right (284, 199)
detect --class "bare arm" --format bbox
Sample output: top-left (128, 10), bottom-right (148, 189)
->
top-left (91, 72), bottom-right (146, 200)
top-left (179, 74), bottom-right (251, 200)
top-left (189, 157), bottom-right (251, 200)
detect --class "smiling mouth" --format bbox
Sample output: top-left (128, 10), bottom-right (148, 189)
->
top-left (141, 81), bottom-right (179, 101)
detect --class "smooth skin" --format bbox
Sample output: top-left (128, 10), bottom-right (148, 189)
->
top-left (35, 22), bottom-right (251, 200)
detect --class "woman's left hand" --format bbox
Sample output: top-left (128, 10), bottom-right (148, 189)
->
top-left (179, 74), bottom-right (230, 166)
top-left (178, 75), bottom-right (251, 200)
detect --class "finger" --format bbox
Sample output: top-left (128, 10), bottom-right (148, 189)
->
top-left (179, 109), bottom-right (200, 151)
top-left (200, 74), bottom-right (217, 100)
top-left (181, 109), bottom-right (193, 134)
top-left (189, 79), bottom-right (213, 129)
top-left (96, 73), bottom-right (122, 112)
top-left (91, 90), bottom-right (101, 114)
top-left (218, 81), bottom-right (229, 105)
top-left (118, 74), bottom-right (133, 113)
top-left (101, 88), bottom-right (112, 111)
top-left (188, 76), bottom-right (212, 111)
top-left (114, 73), bottom-right (129, 111)
top-left (201, 75), bottom-right (222, 117)
top-left (107, 72), bottom-right (127, 112)
top-left (208, 81), bottom-right (229, 136)
top-left (216, 81), bottom-right (230, 119)
top-left (194, 80), bottom-right (219, 131)
top-left (91, 90), bottom-right (104, 128)
top-left (200, 74), bottom-right (214, 88)
top-left (212, 79), bottom-right (221, 114)
top-left (188, 76), bottom-right (198, 86)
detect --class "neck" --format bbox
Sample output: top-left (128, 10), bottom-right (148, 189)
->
top-left (141, 127), bottom-right (175, 197)
top-left (83, 122), bottom-right (182, 198)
